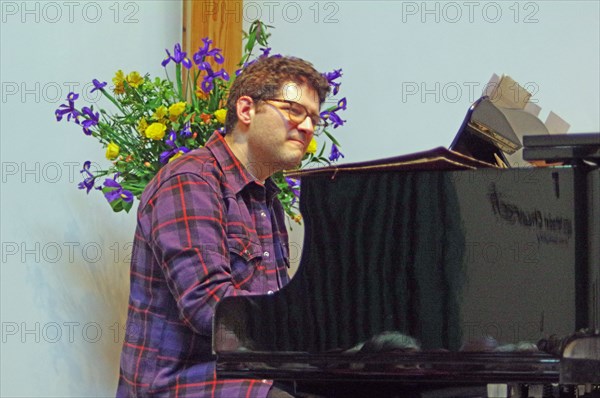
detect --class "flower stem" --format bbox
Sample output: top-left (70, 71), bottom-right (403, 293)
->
top-left (100, 89), bottom-right (127, 114)
top-left (175, 64), bottom-right (183, 99)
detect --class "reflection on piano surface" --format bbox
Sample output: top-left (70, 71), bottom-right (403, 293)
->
top-left (214, 157), bottom-right (600, 397)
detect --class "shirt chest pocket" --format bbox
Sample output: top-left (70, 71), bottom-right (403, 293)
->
top-left (227, 234), bottom-right (263, 289)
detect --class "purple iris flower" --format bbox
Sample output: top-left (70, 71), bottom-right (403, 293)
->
top-left (213, 52), bottom-right (224, 64)
top-left (55, 92), bottom-right (80, 122)
top-left (159, 151), bottom-right (172, 164)
top-left (80, 106), bottom-right (99, 135)
top-left (181, 122), bottom-right (192, 138)
top-left (324, 69), bottom-right (343, 95)
top-left (319, 97), bottom-right (347, 129)
top-left (103, 174), bottom-right (133, 203)
top-left (161, 43), bottom-right (193, 69)
top-left (197, 61), bottom-right (211, 71)
top-left (329, 144), bottom-right (345, 162)
top-left (201, 78), bottom-right (214, 92)
top-left (90, 79), bottom-right (107, 93)
top-left (324, 69), bottom-right (342, 83)
top-left (234, 54), bottom-right (282, 76)
top-left (193, 38), bottom-right (225, 65)
top-left (159, 130), bottom-right (190, 164)
top-left (235, 63), bottom-right (251, 77)
top-left (285, 177), bottom-right (300, 204)
top-left (217, 68), bottom-right (230, 80)
top-left (165, 130), bottom-right (177, 147)
top-left (328, 111), bottom-right (345, 128)
top-left (159, 147), bottom-right (190, 164)
top-left (330, 82), bottom-right (341, 96)
top-left (260, 47), bottom-right (271, 57)
top-left (321, 110), bottom-right (345, 129)
top-left (77, 161), bottom-right (96, 193)
top-left (198, 62), bottom-right (229, 93)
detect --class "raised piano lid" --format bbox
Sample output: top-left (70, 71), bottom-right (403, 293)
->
top-left (214, 161), bottom-right (594, 383)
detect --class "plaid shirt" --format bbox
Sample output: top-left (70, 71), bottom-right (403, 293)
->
top-left (117, 132), bottom-right (291, 397)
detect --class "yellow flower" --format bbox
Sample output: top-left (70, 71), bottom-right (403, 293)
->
top-left (105, 142), bottom-right (120, 160)
top-left (169, 102), bottom-right (187, 118)
top-left (126, 71), bottom-right (144, 88)
top-left (305, 137), bottom-right (317, 154)
top-left (136, 118), bottom-right (148, 134)
top-left (214, 109), bottom-right (227, 124)
top-left (113, 69), bottom-right (125, 84)
top-left (168, 150), bottom-right (186, 163)
top-left (112, 70), bottom-right (125, 94)
top-left (145, 122), bottom-right (167, 140)
top-left (153, 105), bottom-right (167, 120)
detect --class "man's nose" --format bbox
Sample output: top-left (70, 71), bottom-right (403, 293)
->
top-left (296, 116), bottom-right (315, 136)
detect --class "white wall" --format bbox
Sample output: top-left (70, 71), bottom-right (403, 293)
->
top-left (244, 0), bottom-right (599, 161)
top-left (1, 1), bottom-right (181, 396)
top-left (1, 1), bottom-right (598, 396)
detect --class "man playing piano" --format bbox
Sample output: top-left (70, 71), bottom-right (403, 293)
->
top-left (116, 56), bottom-right (330, 397)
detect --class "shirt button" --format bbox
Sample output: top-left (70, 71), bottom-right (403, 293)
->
top-left (263, 251), bottom-right (270, 257)
top-left (267, 290), bottom-right (274, 295)
top-left (260, 211), bottom-right (267, 218)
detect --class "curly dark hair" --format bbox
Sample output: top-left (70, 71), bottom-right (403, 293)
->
top-left (224, 56), bottom-right (330, 133)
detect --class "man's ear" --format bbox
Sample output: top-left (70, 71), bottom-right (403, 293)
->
top-left (236, 96), bottom-right (254, 126)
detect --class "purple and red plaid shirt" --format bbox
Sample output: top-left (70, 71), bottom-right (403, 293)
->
top-left (117, 132), bottom-right (291, 397)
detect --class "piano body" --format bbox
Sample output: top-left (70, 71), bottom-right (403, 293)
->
top-left (214, 153), bottom-right (600, 397)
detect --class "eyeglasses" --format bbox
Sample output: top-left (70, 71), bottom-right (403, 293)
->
top-left (262, 98), bottom-right (327, 135)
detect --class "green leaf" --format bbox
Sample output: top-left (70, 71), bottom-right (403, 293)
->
top-left (183, 113), bottom-right (193, 123)
top-left (147, 98), bottom-right (162, 109)
top-left (246, 33), bottom-right (256, 53)
top-left (317, 143), bottom-right (326, 157)
top-left (323, 129), bottom-right (341, 147)
top-left (122, 198), bottom-right (134, 213)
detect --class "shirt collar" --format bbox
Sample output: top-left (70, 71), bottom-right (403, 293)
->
top-left (206, 131), bottom-right (281, 199)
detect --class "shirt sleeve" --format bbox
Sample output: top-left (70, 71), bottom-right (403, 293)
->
top-left (144, 172), bottom-right (242, 336)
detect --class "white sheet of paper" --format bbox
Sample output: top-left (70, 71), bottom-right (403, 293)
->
top-left (524, 102), bottom-right (542, 117)
top-left (545, 111), bottom-right (571, 135)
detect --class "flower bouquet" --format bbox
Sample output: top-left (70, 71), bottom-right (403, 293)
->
top-left (55, 21), bottom-right (347, 222)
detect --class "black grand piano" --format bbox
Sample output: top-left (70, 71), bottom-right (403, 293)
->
top-left (213, 132), bottom-right (600, 397)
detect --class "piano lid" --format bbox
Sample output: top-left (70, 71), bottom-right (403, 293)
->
top-left (285, 146), bottom-right (497, 179)
top-left (214, 165), bottom-right (591, 358)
